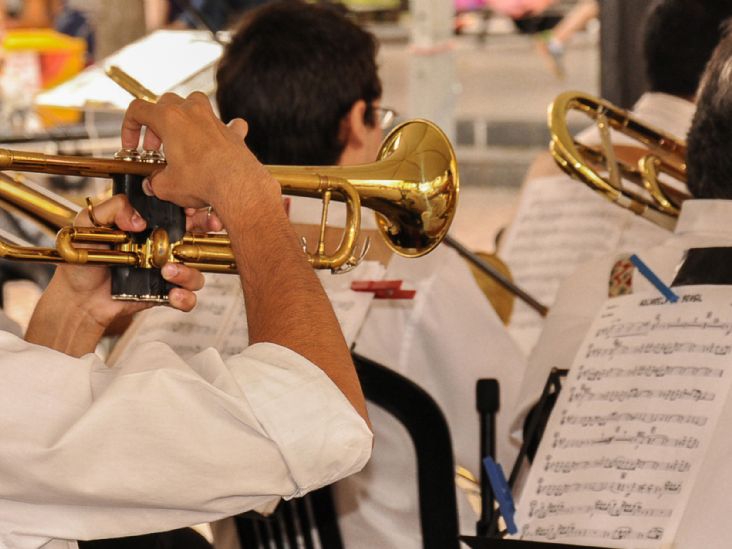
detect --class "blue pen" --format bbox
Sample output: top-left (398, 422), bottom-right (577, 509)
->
top-left (483, 457), bottom-right (518, 535)
top-left (630, 254), bottom-right (679, 303)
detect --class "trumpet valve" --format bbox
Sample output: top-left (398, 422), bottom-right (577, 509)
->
top-left (149, 228), bottom-right (171, 268)
top-left (141, 150), bottom-right (166, 163)
top-left (114, 148), bottom-right (142, 162)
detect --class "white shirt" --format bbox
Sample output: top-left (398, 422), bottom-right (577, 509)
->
top-left (512, 199), bottom-right (732, 436)
top-left (0, 335), bottom-right (372, 549)
top-left (575, 91), bottom-right (696, 145)
top-left (510, 199), bottom-right (732, 548)
top-left (500, 92), bottom-right (694, 356)
top-left (338, 245), bottom-right (527, 548)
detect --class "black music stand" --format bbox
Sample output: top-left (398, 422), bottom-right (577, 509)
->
top-left (467, 368), bottom-right (610, 549)
top-left (460, 537), bottom-right (614, 549)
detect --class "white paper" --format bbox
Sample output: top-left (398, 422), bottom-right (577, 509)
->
top-left (109, 262), bottom-right (385, 365)
top-left (514, 286), bottom-right (732, 548)
top-left (35, 30), bottom-right (222, 111)
top-left (500, 175), bottom-right (668, 355)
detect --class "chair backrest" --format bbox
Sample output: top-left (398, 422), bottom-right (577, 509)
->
top-left (233, 485), bottom-right (342, 549)
top-left (353, 352), bottom-right (460, 549)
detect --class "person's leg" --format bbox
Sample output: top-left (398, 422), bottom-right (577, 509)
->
top-left (550, 0), bottom-right (599, 45)
top-left (535, 0), bottom-right (599, 78)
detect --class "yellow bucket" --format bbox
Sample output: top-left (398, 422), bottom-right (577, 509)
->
top-left (3, 28), bottom-right (86, 89)
top-left (3, 29), bottom-right (87, 126)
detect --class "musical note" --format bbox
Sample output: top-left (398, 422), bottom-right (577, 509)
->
top-left (499, 175), bottom-right (668, 354)
top-left (513, 286), bottom-right (732, 548)
top-left (559, 410), bottom-right (708, 428)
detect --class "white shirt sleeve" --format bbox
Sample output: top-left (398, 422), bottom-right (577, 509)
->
top-left (0, 333), bottom-right (372, 548)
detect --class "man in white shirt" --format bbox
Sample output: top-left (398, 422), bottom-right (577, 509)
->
top-left (500, 0), bottom-right (732, 355)
top-left (1, 93), bottom-right (372, 549)
top-left (212, 3), bottom-right (527, 547)
top-left (512, 30), bottom-right (732, 548)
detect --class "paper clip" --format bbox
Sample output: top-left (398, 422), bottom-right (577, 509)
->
top-left (351, 280), bottom-right (416, 299)
top-left (630, 254), bottom-right (679, 303)
top-left (483, 457), bottom-right (517, 535)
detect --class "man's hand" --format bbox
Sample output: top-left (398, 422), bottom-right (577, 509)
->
top-left (25, 194), bottom-right (206, 357)
top-left (116, 93), bottom-right (370, 425)
top-left (122, 92), bottom-right (280, 211)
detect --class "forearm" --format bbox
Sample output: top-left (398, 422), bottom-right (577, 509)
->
top-left (25, 277), bottom-right (105, 357)
top-left (212, 170), bottom-right (369, 425)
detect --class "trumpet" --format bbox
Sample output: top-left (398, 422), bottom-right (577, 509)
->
top-left (0, 119), bottom-right (458, 302)
top-left (548, 90), bottom-right (688, 230)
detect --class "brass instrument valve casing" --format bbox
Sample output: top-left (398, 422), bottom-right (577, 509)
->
top-left (111, 149), bottom-right (183, 303)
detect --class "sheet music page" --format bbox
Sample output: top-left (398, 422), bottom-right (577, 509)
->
top-left (514, 286), bottom-right (732, 548)
top-left (500, 175), bottom-right (667, 356)
top-left (36, 30), bottom-right (222, 110)
top-left (108, 262), bottom-right (384, 365)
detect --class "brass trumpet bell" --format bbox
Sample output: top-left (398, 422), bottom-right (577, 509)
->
top-left (549, 90), bottom-right (688, 230)
top-left (0, 119), bottom-right (458, 278)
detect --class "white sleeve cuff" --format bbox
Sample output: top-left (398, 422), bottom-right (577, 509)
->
top-left (227, 342), bottom-right (372, 497)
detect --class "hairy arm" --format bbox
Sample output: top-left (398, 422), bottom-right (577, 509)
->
top-left (121, 93), bottom-right (369, 425)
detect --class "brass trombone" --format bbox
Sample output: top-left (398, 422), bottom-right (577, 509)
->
top-left (0, 119), bottom-right (458, 296)
top-left (549, 90), bottom-right (688, 230)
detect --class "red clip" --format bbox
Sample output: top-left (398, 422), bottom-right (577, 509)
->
top-left (351, 280), bottom-right (416, 299)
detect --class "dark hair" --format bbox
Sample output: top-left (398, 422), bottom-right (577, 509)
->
top-left (215, 1), bottom-right (381, 165)
top-left (686, 31), bottom-right (732, 198)
top-left (643, 0), bottom-right (732, 98)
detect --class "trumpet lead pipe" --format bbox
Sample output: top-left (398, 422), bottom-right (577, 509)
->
top-left (0, 149), bottom-right (156, 178)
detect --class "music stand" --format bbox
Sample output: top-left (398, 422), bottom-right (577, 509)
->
top-left (468, 368), bottom-right (611, 549)
top-left (460, 536), bottom-right (613, 549)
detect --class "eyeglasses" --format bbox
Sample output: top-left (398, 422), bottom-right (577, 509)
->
top-left (374, 106), bottom-right (399, 130)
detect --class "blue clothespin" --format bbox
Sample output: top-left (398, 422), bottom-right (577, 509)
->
top-left (483, 457), bottom-right (517, 535)
top-left (630, 254), bottom-right (679, 303)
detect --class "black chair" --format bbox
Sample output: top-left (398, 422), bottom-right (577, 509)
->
top-left (233, 353), bottom-right (460, 549)
top-left (353, 352), bottom-right (460, 549)
top-left (233, 484), bottom-right (343, 549)
top-left (78, 528), bottom-right (212, 549)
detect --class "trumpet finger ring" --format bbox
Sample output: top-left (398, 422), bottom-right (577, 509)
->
top-left (85, 197), bottom-right (107, 228)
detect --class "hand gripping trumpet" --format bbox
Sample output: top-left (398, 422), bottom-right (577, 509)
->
top-left (0, 119), bottom-right (459, 302)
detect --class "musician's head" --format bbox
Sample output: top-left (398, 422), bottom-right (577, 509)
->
top-left (686, 31), bottom-right (732, 199)
top-left (643, 0), bottom-right (732, 100)
top-left (216, 0), bottom-right (383, 166)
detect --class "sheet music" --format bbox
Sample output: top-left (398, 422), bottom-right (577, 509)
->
top-left (108, 262), bottom-right (384, 365)
top-left (514, 286), bottom-right (732, 548)
top-left (35, 30), bottom-right (222, 110)
top-left (500, 175), bottom-right (668, 356)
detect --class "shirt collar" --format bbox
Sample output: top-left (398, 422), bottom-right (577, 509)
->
top-left (631, 92), bottom-right (695, 139)
top-left (675, 199), bottom-right (732, 236)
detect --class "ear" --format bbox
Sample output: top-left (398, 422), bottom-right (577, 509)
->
top-left (340, 99), bottom-right (369, 154)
